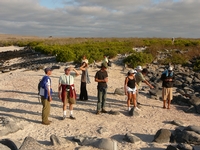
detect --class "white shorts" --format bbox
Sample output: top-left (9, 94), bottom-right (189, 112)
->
top-left (127, 87), bottom-right (137, 94)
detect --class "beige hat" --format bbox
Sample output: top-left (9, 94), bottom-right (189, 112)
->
top-left (136, 66), bottom-right (142, 71)
top-left (129, 69), bottom-right (137, 74)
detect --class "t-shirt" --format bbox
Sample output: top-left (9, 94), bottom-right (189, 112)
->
top-left (59, 73), bottom-right (76, 85)
top-left (95, 70), bottom-right (108, 89)
top-left (135, 72), bottom-right (145, 86)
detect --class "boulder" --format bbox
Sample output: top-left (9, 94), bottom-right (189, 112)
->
top-left (114, 88), bottom-right (124, 95)
top-left (124, 133), bottom-right (142, 143)
top-left (95, 138), bottom-right (118, 150)
top-left (153, 129), bottom-right (171, 143)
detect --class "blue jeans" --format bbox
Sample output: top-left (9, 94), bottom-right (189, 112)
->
top-left (97, 88), bottom-right (107, 111)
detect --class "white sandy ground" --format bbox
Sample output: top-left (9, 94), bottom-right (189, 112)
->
top-left (0, 47), bottom-right (200, 150)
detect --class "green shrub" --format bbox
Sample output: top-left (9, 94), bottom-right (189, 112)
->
top-left (123, 52), bottom-right (153, 68)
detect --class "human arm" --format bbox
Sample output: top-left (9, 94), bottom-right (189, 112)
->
top-left (58, 83), bottom-right (62, 100)
top-left (71, 67), bottom-right (80, 76)
top-left (80, 62), bottom-right (86, 71)
top-left (143, 80), bottom-right (154, 89)
top-left (124, 77), bottom-right (128, 95)
top-left (46, 79), bottom-right (52, 102)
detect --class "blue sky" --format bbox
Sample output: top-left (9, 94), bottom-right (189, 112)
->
top-left (0, 0), bottom-right (199, 38)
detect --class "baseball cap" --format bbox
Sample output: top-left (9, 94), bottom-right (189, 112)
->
top-left (136, 66), bottom-right (142, 71)
top-left (168, 66), bottom-right (173, 71)
top-left (44, 67), bottom-right (52, 74)
top-left (129, 69), bottom-right (137, 74)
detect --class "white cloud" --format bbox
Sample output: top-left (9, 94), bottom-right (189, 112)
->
top-left (0, 0), bottom-right (199, 38)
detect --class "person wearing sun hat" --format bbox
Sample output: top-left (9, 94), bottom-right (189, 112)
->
top-left (40, 67), bottom-right (53, 125)
top-left (124, 69), bottom-right (140, 112)
top-left (161, 66), bottom-right (175, 109)
top-left (58, 66), bottom-right (80, 120)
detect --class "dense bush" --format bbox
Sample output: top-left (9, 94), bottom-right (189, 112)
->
top-left (0, 35), bottom-right (199, 70)
top-left (123, 52), bottom-right (153, 68)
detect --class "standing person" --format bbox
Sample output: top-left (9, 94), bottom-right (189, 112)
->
top-left (102, 55), bottom-right (108, 64)
top-left (79, 55), bottom-right (90, 101)
top-left (95, 62), bottom-right (108, 115)
top-left (39, 68), bottom-right (53, 125)
top-left (135, 68), bottom-right (154, 104)
top-left (58, 66), bottom-right (79, 120)
top-left (124, 69), bottom-right (139, 111)
top-left (161, 66), bottom-right (175, 109)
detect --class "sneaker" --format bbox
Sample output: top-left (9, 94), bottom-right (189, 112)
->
top-left (69, 116), bottom-right (76, 120)
top-left (63, 115), bottom-right (66, 120)
top-left (135, 107), bottom-right (141, 111)
top-left (101, 109), bottom-right (107, 113)
top-left (96, 111), bottom-right (101, 115)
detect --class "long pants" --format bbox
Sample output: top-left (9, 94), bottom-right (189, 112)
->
top-left (79, 82), bottom-right (88, 100)
top-left (97, 88), bottom-right (107, 111)
top-left (41, 96), bottom-right (50, 123)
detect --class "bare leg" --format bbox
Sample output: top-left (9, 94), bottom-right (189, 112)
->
top-left (163, 100), bottom-right (166, 108)
top-left (167, 100), bottom-right (170, 109)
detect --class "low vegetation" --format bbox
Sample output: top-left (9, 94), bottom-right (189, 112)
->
top-left (0, 34), bottom-right (200, 71)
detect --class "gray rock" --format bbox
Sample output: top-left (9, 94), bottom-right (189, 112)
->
top-left (193, 145), bottom-right (200, 150)
top-left (153, 129), bottom-right (171, 143)
top-left (114, 88), bottom-right (124, 95)
top-left (181, 130), bottom-right (200, 144)
top-left (0, 117), bottom-right (24, 136)
top-left (166, 145), bottom-right (178, 150)
top-left (97, 127), bottom-right (108, 134)
top-left (19, 136), bottom-right (46, 150)
top-left (185, 125), bottom-right (200, 134)
top-left (50, 134), bottom-right (75, 146)
top-left (177, 143), bottom-right (193, 150)
top-left (95, 138), bottom-right (118, 150)
top-left (73, 135), bottom-right (99, 146)
top-left (171, 120), bottom-right (184, 126)
top-left (124, 133), bottom-right (141, 143)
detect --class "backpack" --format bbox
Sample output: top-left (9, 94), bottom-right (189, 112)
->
top-left (37, 79), bottom-right (43, 95)
top-left (108, 60), bottom-right (112, 67)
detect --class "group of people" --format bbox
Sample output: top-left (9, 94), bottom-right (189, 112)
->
top-left (39, 55), bottom-right (175, 125)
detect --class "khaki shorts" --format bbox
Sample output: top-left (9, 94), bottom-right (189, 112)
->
top-left (162, 87), bottom-right (173, 101)
top-left (63, 91), bottom-right (76, 104)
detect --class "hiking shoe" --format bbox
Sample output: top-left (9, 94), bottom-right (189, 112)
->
top-left (101, 109), bottom-right (107, 113)
top-left (69, 116), bottom-right (76, 120)
top-left (42, 122), bottom-right (50, 125)
top-left (96, 111), bottom-right (101, 115)
top-left (63, 115), bottom-right (66, 120)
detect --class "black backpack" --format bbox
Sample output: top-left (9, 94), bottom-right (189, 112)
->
top-left (108, 60), bottom-right (112, 67)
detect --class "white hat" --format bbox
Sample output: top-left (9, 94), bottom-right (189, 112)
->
top-left (136, 66), bottom-right (142, 71)
top-left (168, 66), bottom-right (173, 71)
top-left (129, 69), bottom-right (137, 74)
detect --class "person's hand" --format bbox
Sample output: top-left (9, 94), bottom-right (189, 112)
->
top-left (58, 92), bottom-right (61, 99)
top-left (104, 78), bottom-right (108, 82)
top-left (48, 96), bottom-right (52, 102)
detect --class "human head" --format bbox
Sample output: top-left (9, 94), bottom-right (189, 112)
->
top-left (101, 62), bottom-right (108, 69)
top-left (168, 66), bottom-right (173, 72)
top-left (128, 69), bottom-right (137, 75)
top-left (44, 67), bottom-right (52, 75)
top-left (64, 66), bottom-right (71, 75)
top-left (141, 68), bottom-right (148, 75)
top-left (136, 66), bottom-right (142, 72)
